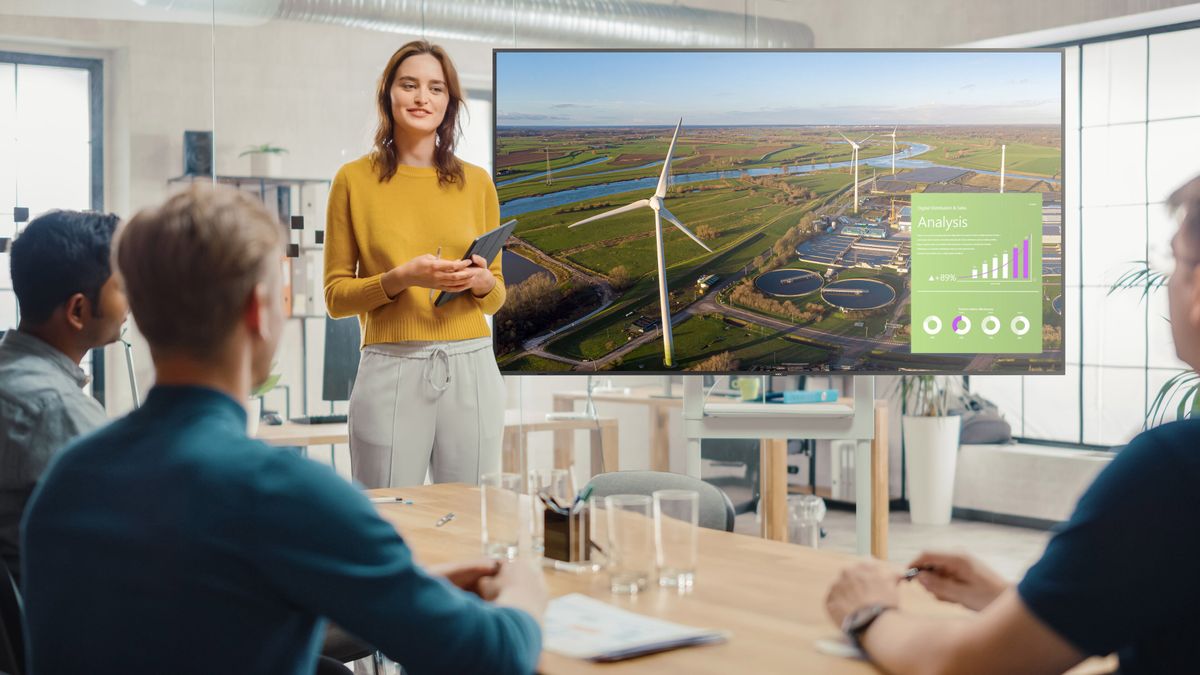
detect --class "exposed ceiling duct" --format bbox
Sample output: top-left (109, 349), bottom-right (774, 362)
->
top-left (275, 0), bottom-right (812, 48)
top-left (131, 0), bottom-right (814, 48)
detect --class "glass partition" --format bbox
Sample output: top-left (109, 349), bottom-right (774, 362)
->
top-left (0, 1), bottom-right (216, 409)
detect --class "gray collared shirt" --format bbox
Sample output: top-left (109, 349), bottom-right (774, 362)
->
top-left (0, 330), bottom-right (107, 582)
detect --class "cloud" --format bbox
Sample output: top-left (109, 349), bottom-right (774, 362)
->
top-left (497, 112), bottom-right (572, 122)
top-left (551, 103), bottom-right (591, 109)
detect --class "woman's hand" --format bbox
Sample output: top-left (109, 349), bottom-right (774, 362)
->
top-left (382, 254), bottom-right (474, 297)
top-left (464, 254), bottom-right (497, 298)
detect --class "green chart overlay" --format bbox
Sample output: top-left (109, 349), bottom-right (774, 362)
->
top-left (911, 193), bottom-right (1043, 354)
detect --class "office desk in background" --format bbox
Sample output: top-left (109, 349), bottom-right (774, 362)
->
top-left (256, 422), bottom-right (349, 447)
top-left (551, 388), bottom-right (678, 472)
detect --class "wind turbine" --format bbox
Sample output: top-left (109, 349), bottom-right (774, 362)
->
top-left (999, 143), bottom-right (1007, 194)
top-left (883, 126), bottom-right (898, 175)
top-left (567, 118), bottom-right (711, 368)
top-left (839, 132), bottom-right (874, 214)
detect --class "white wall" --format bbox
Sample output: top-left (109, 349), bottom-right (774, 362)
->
top-left (0, 14), bottom-right (494, 428)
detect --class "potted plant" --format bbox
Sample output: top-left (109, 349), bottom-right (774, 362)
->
top-left (240, 143), bottom-right (288, 178)
top-left (247, 370), bottom-right (281, 436)
top-left (1108, 261), bottom-right (1200, 425)
top-left (900, 375), bottom-right (960, 525)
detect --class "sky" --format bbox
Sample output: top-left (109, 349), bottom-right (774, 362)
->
top-left (495, 51), bottom-right (1062, 126)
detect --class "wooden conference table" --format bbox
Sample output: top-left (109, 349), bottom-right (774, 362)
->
top-left (371, 483), bottom-right (932, 675)
top-left (372, 483), bottom-right (1116, 675)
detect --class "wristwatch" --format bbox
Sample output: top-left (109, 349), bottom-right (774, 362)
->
top-left (841, 604), bottom-right (895, 654)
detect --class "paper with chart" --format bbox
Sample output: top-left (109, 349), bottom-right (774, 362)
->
top-left (911, 193), bottom-right (1044, 354)
top-left (543, 593), bottom-right (728, 661)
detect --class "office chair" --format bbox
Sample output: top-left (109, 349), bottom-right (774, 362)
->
top-left (0, 557), bottom-right (24, 675)
top-left (585, 471), bottom-right (736, 532)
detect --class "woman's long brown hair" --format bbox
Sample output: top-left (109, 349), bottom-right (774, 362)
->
top-left (370, 41), bottom-right (465, 188)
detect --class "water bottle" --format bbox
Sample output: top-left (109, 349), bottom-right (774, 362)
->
top-left (754, 494), bottom-right (826, 548)
top-left (787, 495), bottom-right (826, 548)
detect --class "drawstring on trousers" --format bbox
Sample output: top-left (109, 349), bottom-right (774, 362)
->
top-left (424, 346), bottom-right (451, 393)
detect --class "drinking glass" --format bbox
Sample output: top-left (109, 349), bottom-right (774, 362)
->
top-left (653, 489), bottom-right (699, 588)
top-left (604, 494), bottom-right (654, 594)
top-left (480, 472), bottom-right (521, 560)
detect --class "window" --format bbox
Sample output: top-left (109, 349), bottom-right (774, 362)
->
top-left (972, 25), bottom-right (1200, 447)
top-left (0, 51), bottom-right (104, 400)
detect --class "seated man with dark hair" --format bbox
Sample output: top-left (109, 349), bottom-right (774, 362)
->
top-left (21, 185), bottom-right (545, 675)
top-left (0, 209), bottom-right (127, 584)
top-left (825, 173), bottom-right (1200, 675)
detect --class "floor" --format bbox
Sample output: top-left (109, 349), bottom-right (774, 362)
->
top-left (733, 508), bottom-right (1054, 581)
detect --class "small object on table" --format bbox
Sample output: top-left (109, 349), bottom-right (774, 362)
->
top-left (370, 497), bottom-right (411, 505)
top-left (765, 389), bottom-right (839, 404)
top-left (901, 565), bottom-right (933, 581)
top-left (435, 512), bottom-right (456, 527)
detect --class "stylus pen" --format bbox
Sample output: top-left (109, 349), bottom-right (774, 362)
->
top-left (428, 246), bottom-right (442, 302)
top-left (902, 565), bottom-right (935, 581)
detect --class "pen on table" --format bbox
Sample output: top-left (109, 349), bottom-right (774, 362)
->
top-left (370, 496), bottom-right (413, 505)
top-left (435, 512), bottom-right (455, 527)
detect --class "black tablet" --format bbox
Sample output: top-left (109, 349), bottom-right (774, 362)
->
top-left (433, 218), bottom-right (518, 307)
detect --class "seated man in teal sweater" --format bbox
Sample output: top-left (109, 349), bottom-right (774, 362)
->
top-left (21, 184), bottom-right (546, 675)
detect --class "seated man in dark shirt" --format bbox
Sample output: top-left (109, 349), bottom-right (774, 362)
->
top-left (21, 185), bottom-right (546, 675)
top-left (0, 210), bottom-right (127, 585)
top-left (825, 173), bottom-right (1200, 675)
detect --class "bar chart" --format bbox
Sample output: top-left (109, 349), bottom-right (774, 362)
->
top-left (968, 237), bottom-right (1033, 280)
top-left (911, 193), bottom-right (1044, 354)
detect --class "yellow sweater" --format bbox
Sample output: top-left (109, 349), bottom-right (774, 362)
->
top-left (323, 156), bottom-right (506, 344)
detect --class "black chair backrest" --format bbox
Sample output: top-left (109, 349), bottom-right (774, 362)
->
top-left (0, 557), bottom-right (23, 675)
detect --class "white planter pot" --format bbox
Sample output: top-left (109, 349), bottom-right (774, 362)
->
top-left (246, 397), bottom-right (262, 437)
top-left (902, 415), bottom-right (961, 525)
top-left (249, 153), bottom-right (283, 177)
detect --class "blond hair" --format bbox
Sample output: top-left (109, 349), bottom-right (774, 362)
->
top-left (116, 184), bottom-right (284, 359)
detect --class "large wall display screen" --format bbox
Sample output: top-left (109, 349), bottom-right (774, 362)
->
top-left (493, 50), bottom-right (1064, 375)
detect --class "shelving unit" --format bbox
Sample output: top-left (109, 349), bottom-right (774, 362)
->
top-left (167, 174), bottom-right (332, 417)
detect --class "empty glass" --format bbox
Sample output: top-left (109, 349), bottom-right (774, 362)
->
top-left (529, 468), bottom-right (576, 554)
top-left (588, 495), bottom-right (609, 566)
top-left (480, 472), bottom-right (521, 560)
top-left (653, 489), bottom-right (699, 589)
top-left (604, 494), bottom-right (654, 594)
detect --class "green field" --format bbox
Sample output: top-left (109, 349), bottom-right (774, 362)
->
top-left (498, 354), bottom-right (575, 372)
top-left (616, 314), bottom-right (835, 371)
top-left (907, 135), bottom-right (1060, 177)
top-left (498, 129), bottom-right (907, 202)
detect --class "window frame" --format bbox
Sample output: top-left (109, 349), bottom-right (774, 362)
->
top-left (0, 50), bottom-right (105, 405)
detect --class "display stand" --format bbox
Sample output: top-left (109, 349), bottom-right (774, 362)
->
top-left (683, 376), bottom-right (888, 558)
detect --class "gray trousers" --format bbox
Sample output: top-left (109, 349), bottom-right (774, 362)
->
top-left (348, 338), bottom-right (504, 488)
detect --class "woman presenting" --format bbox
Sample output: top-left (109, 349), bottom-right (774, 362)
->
top-left (324, 41), bottom-right (506, 488)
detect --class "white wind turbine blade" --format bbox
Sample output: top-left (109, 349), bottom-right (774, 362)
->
top-left (568, 198), bottom-right (650, 228)
top-left (838, 131), bottom-right (858, 149)
top-left (659, 206), bottom-right (713, 253)
top-left (857, 134), bottom-right (874, 145)
top-left (655, 118), bottom-right (684, 199)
